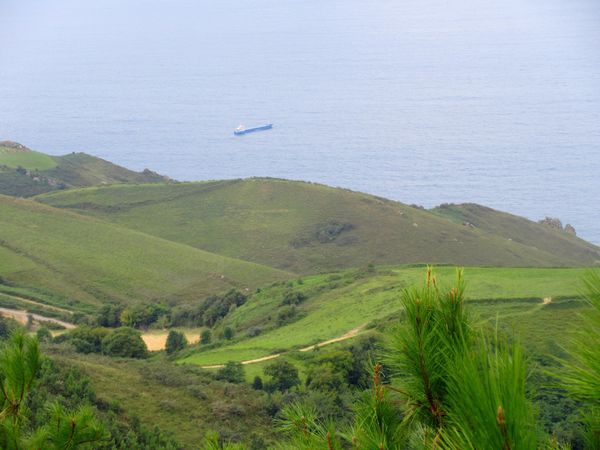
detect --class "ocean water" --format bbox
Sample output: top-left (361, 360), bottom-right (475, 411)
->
top-left (1, 0), bottom-right (599, 244)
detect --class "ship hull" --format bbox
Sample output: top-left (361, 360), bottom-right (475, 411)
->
top-left (234, 124), bottom-right (273, 135)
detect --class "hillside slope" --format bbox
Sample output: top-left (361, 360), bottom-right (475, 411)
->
top-left (38, 179), bottom-right (600, 271)
top-left (0, 141), bottom-right (169, 197)
top-left (431, 203), bottom-right (597, 261)
top-left (180, 266), bottom-right (587, 366)
top-left (0, 194), bottom-right (289, 312)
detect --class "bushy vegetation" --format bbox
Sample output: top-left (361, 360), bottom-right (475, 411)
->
top-left (101, 328), bottom-right (148, 359)
top-left (0, 142), bottom-right (169, 198)
top-left (166, 330), bottom-right (188, 355)
top-left (0, 331), bottom-right (105, 449)
top-left (181, 266), bottom-right (586, 367)
top-left (263, 360), bottom-right (301, 392)
top-left (58, 326), bottom-right (148, 358)
top-left (216, 362), bottom-right (245, 384)
top-left (553, 271), bottom-right (600, 448)
top-left (274, 268), bottom-right (600, 449)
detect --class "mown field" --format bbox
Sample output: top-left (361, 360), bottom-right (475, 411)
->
top-left (179, 266), bottom-right (589, 367)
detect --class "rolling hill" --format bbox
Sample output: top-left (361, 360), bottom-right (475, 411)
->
top-left (38, 178), bottom-right (600, 272)
top-left (0, 194), bottom-right (289, 313)
top-left (431, 202), bottom-right (594, 259)
top-left (0, 141), bottom-right (169, 197)
top-left (179, 266), bottom-right (587, 367)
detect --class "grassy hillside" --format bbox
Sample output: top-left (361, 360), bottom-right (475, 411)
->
top-left (0, 141), bottom-right (169, 197)
top-left (0, 194), bottom-right (289, 313)
top-left (431, 203), bottom-right (599, 263)
top-left (179, 266), bottom-right (587, 366)
top-left (48, 348), bottom-right (275, 448)
top-left (38, 179), bottom-right (600, 271)
top-left (0, 142), bottom-right (57, 170)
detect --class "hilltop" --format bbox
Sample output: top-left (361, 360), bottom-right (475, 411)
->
top-left (38, 178), bottom-right (600, 271)
top-left (0, 141), bottom-right (169, 197)
top-left (0, 194), bottom-right (289, 313)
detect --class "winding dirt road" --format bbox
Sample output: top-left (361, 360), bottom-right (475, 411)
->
top-left (0, 307), bottom-right (76, 329)
top-left (200, 324), bottom-right (367, 369)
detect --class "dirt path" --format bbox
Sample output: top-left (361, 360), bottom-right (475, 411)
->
top-left (200, 324), bottom-right (367, 369)
top-left (0, 292), bottom-right (73, 314)
top-left (299, 324), bottom-right (366, 352)
top-left (0, 307), bottom-right (76, 329)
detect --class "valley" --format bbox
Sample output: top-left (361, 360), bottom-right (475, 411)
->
top-left (0, 144), bottom-right (598, 448)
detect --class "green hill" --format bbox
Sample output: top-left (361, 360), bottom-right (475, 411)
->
top-left (431, 202), bottom-right (596, 260)
top-left (179, 266), bottom-right (587, 367)
top-left (38, 178), bottom-right (600, 271)
top-left (48, 349), bottom-right (275, 448)
top-left (0, 194), bottom-right (289, 313)
top-left (0, 142), bottom-right (57, 170)
top-left (0, 141), bottom-right (169, 197)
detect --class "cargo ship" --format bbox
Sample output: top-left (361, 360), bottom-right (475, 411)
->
top-left (234, 123), bottom-right (273, 136)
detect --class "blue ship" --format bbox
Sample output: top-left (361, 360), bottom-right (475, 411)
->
top-left (234, 123), bottom-right (273, 136)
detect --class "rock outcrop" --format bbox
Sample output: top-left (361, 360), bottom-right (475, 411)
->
top-left (565, 224), bottom-right (577, 236)
top-left (538, 217), bottom-right (576, 236)
top-left (0, 141), bottom-right (30, 151)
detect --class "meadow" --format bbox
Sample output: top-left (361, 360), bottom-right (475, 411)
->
top-left (0, 143), bottom-right (58, 170)
top-left (38, 179), bottom-right (600, 271)
top-left (0, 194), bottom-right (289, 312)
top-left (179, 266), bottom-right (588, 367)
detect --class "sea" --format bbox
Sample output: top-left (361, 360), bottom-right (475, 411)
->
top-left (1, 0), bottom-right (599, 244)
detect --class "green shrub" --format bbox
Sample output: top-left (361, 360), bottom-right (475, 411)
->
top-left (165, 330), bottom-right (187, 355)
top-left (223, 327), bottom-right (234, 340)
top-left (264, 360), bottom-right (300, 392)
top-left (252, 376), bottom-right (263, 390)
top-left (64, 326), bottom-right (110, 354)
top-left (216, 362), bottom-right (245, 384)
top-left (36, 326), bottom-right (53, 343)
top-left (281, 291), bottom-right (307, 306)
top-left (201, 329), bottom-right (212, 345)
top-left (0, 331), bottom-right (104, 448)
top-left (101, 327), bottom-right (148, 359)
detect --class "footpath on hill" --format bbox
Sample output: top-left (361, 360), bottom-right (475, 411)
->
top-left (200, 324), bottom-right (367, 369)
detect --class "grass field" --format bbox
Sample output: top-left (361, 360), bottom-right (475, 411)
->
top-left (0, 195), bottom-right (290, 312)
top-left (179, 266), bottom-right (589, 366)
top-left (0, 144), bottom-right (58, 170)
top-left (38, 179), bottom-right (600, 272)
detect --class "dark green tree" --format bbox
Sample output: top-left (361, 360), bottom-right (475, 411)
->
top-left (223, 327), bottom-right (234, 340)
top-left (251, 376), bottom-right (263, 390)
top-left (64, 326), bottom-right (109, 354)
top-left (101, 327), bottom-right (148, 359)
top-left (165, 330), bottom-right (187, 355)
top-left (200, 329), bottom-right (212, 345)
top-left (216, 361), bottom-right (245, 384)
top-left (264, 360), bottom-right (300, 392)
top-left (36, 326), bottom-right (52, 343)
top-left (0, 331), bottom-right (104, 448)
